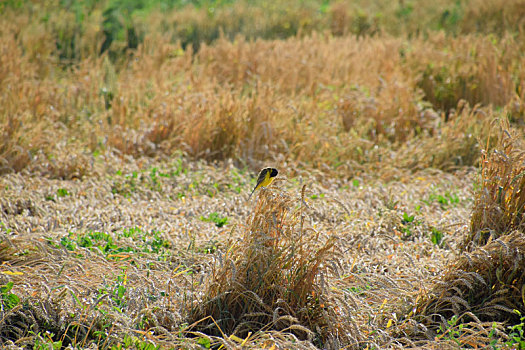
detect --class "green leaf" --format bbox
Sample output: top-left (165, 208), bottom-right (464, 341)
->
top-left (60, 237), bottom-right (76, 251)
top-left (70, 290), bottom-right (83, 307)
top-left (57, 188), bottom-right (70, 197)
top-left (200, 212), bottom-right (228, 227)
top-left (197, 336), bottom-right (211, 348)
top-left (1, 281), bottom-right (14, 293)
top-left (430, 227), bottom-right (443, 246)
top-left (117, 285), bottom-right (126, 300)
top-left (78, 236), bottom-right (93, 248)
top-left (3, 293), bottom-right (20, 309)
top-left (402, 212), bottom-right (414, 223)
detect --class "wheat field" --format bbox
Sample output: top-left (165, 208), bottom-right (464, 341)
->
top-left (1, 0), bottom-right (525, 349)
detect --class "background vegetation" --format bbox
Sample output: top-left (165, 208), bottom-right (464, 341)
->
top-left (1, 0), bottom-right (525, 348)
top-left (1, 0), bottom-right (524, 178)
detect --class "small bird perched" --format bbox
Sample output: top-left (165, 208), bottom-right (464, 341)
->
top-left (248, 168), bottom-right (278, 199)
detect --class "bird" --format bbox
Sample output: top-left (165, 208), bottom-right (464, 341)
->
top-left (248, 168), bottom-right (278, 199)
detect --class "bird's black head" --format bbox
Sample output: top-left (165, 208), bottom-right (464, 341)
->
top-left (270, 168), bottom-right (278, 177)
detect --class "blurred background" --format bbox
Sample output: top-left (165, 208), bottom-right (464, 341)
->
top-left (1, 0), bottom-right (524, 178)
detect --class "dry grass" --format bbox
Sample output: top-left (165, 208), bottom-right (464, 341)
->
top-left (404, 230), bottom-right (525, 347)
top-left (410, 33), bottom-right (521, 112)
top-left (463, 123), bottom-right (525, 249)
top-left (394, 101), bottom-right (494, 172)
top-left (392, 125), bottom-right (525, 348)
top-left (0, 34), bottom-right (517, 178)
top-left (2, 0), bottom-right (525, 349)
top-left (0, 155), bottom-right (477, 349)
top-left (187, 183), bottom-right (355, 348)
top-left (2, 2), bottom-right (525, 178)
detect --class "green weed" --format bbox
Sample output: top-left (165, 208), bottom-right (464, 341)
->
top-left (31, 331), bottom-right (62, 350)
top-left (200, 212), bottom-right (228, 227)
top-left (505, 310), bottom-right (525, 348)
top-left (346, 283), bottom-right (372, 296)
top-left (112, 170), bottom-right (139, 196)
top-left (112, 166), bottom-right (180, 195)
top-left (196, 336), bottom-right (211, 349)
top-left (310, 193), bottom-right (325, 200)
top-left (98, 267), bottom-right (129, 313)
top-left (48, 227), bottom-right (171, 261)
top-left (402, 212), bottom-right (415, 224)
top-left (148, 167), bottom-right (162, 192)
top-left (424, 192), bottom-right (460, 209)
top-left (436, 315), bottom-right (463, 346)
top-left (400, 212), bottom-right (419, 240)
top-left (57, 188), bottom-right (70, 198)
top-left (430, 227), bottom-right (444, 247)
top-left (198, 238), bottom-right (219, 254)
top-left (120, 227), bottom-right (171, 256)
top-left (44, 188), bottom-right (71, 202)
top-left (149, 166), bottom-right (178, 190)
top-left (111, 334), bottom-right (160, 350)
top-left (206, 182), bottom-right (220, 197)
top-left (0, 222), bottom-right (12, 235)
top-left (0, 281), bottom-right (20, 310)
top-left (59, 236), bottom-right (77, 252)
top-left (44, 188), bottom-right (70, 201)
top-left (228, 167), bottom-right (246, 194)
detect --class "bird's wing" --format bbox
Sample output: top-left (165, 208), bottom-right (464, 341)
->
top-left (256, 168), bottom-right (269, 186)
top-left (248, 169), bottom-right (268, 199)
